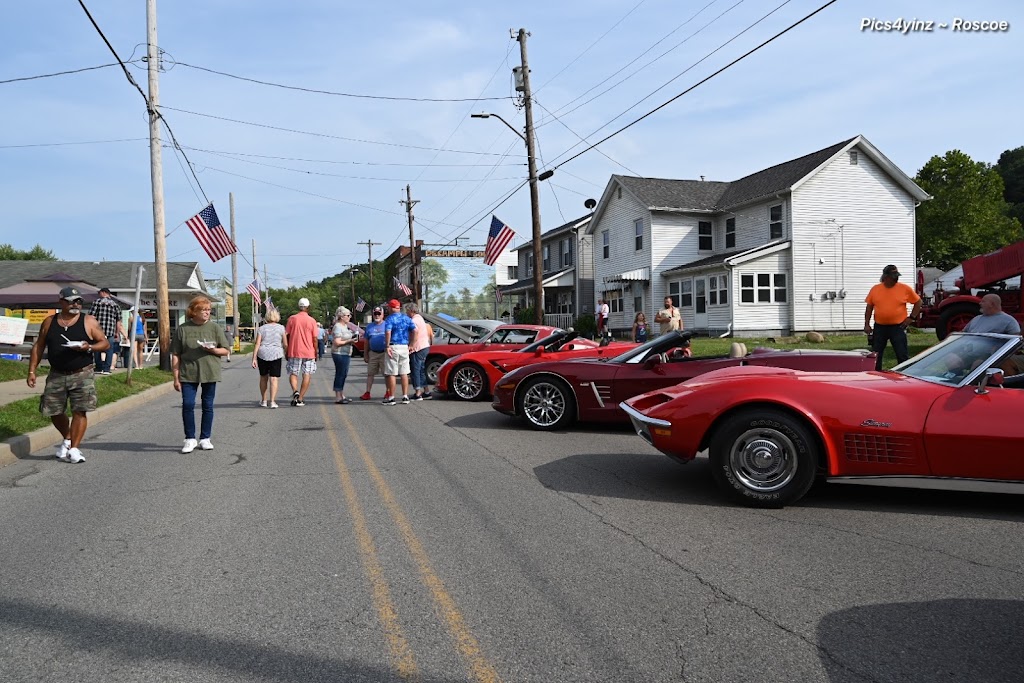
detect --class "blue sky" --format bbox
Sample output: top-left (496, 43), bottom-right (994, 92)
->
top-left (1, 0), bottom-right (1020, 288)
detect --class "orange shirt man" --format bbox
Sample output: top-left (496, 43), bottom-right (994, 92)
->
top-left (864, 264), bottom-right (922, 371)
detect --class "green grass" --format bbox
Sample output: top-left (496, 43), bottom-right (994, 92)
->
top-left (0, 368), bottom-right (173, 441)
top-left (0, 359), bottom-right (49, 382)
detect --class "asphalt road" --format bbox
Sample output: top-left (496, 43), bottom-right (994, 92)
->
top-left (1, 358), bottom-right (1022, 682)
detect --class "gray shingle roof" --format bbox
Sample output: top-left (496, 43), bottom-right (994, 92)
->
top-left (513, 214), bottom-right (592, 250)
top-left (614, 137), bottom-right (857, 213)
top-left (0, 261), bottom-right (203, 291)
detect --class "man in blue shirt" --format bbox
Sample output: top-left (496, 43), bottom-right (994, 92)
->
top-left (360, 306), bottom-right (388, 400)
top-left (382, 298), bottom-right (417, 405)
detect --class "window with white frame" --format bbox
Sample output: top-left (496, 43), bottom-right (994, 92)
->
top-left (740, 272), bottom-right (788, 303)
top-left (526, 252), bottom-right (534, 277)
top-left (543, 244), bottom-right (550, 272)
top-left (561, 238), bottom-right (572, 267)
top-left (557, 291), bottom-right (573, 314)
top-left (668, 280), bottom-right (693, 308)
top-left (769, 205), bottom-right (783, 240)
top-left (507, 265), bottom-right (518, 280)
top-left (726, 217), bottom-right (736, 249)
top-left (633, 295), bottom-right (643, 315)
top-left (698, 221), bottom-right (713, 250)
top-left (708, 273), bottom-right (729, 306)
top-left (605, 289), bottom-right (623, 313)
top-left (602, 230), bottom-right (609, 259)
top-left (634, 218), bottom-right (643, 251)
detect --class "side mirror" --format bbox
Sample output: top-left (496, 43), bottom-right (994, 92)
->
top-left (643, 354), bottom-right (663, 370)
top-left (534, 347), bottom-right (544, 357)
top-left (976, 367), bottom-right (1004, 395)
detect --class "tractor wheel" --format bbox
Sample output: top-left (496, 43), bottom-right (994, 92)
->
top-left (937, 302), bottom-right (980, 340)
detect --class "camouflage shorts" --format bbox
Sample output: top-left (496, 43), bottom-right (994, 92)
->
top-left (40, 368), bottom-right (98, 416)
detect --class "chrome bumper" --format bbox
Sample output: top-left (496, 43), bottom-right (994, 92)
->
top-left (618, 402), bottom-right (671, 446)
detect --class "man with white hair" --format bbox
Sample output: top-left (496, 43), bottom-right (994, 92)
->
top-left (963, 293), bottom-right (1021, 334)
top-left (284, 297), bottom-right (319, 406)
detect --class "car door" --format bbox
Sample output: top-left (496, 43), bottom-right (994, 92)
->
top-left (611, 355), bottom-right (740, 404)
top-left (923, 385), bottom-right (1024, 479)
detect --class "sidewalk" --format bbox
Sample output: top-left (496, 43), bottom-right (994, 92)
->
top-left (0, 363), bottom-right (139, 410)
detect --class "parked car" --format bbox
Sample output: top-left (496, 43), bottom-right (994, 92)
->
top-left (425, 324), bottom-right (561, 385)
top-left (452, 319), bottom-right (503, 339)
top-left (491, 331), bottom-right (877, 431)
top-left (435, 329), bottom-right (635, 401)
top-left (353, 312), bottom-right (476, 357)
top-left (621, 332), bottom-right (1024, 508)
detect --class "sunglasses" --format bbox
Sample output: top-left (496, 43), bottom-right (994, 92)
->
top-left (64, 298), bottom-right (84, 305)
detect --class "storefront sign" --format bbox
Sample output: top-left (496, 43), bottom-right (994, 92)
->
top-left (424, 250), bottom-right (486, 258)
top-left (0, 316), bottom-right (29, 345)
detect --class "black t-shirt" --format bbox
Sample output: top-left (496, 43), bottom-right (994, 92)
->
top-left (45, 313), bottom-right (93, 372)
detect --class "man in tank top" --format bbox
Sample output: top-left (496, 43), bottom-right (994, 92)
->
top-left (27, 287), bottom-right (110, 464)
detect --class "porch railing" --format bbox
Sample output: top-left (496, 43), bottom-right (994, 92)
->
top-left (543, 313), bottom-right (575, 330)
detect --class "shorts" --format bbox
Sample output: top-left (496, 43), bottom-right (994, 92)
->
top-left (286, 358), bottom-right (317, 376)
top-left (366, 349), bottom-right (386, 375)
top-left (257, 357), bottom-right (282, 377)
top-left (384, 345), bottom-right (410, 376)
top-left (40, 368), bottom-right (98, 416)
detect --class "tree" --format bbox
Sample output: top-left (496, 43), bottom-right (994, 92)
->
top-left (915, 150), bottom-right (1023, 270)
top-left (995, 146), bottom-right (1024, 224)
top-left (420, 259), bottom-right (448, 311)
top-left (0, 244), bottom-right (57, 260)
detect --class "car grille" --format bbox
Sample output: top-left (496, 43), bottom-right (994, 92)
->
top-left (843, 434), bottom-right (915, 464)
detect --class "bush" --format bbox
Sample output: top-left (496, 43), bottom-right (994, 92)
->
top-left (514, 307), bottom-right (535, 324)
top-left (574, 313), bottom-right (597, 338)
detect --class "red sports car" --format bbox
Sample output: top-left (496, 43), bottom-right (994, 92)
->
top-left (621, 332), bottom-right (1024, 508)
top-left (435, 329), bottom-right (636, 401)
top-left (425, 324), bottom-right (561, 385)
top-left (491, 331), bottom-right (877, 431)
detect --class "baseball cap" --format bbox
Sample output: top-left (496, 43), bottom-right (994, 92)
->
top-left (59, 286), bottom-right (82, 301)
top-left (387, 299), bottom-right (401, 309)
top-left (298, 297), bottom-right (310, 308)
top-left (99, 287), bottom-right (111, 294)
top-left (372, 306), bottom-right (384, 314)
top-left (882, 264), bottom-right (901, 278)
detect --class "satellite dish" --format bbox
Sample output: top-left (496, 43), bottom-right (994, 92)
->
top-left (584, 198), bottom-right (597, 210)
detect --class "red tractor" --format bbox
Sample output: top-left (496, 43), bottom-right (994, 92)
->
top-left (916, 240), bottom-right (1024, 339)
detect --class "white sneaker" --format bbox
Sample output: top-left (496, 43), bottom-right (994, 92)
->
top-left (181, 438), bottom-right (198, 454)
top-left (269, 402), bottom-right (279, 409)
top-left (259, 400), bottom-right (268, 407)
top-left (199, 438), bottom-right (214, 451)
top-left (66, 447), bottom-right (85, 464)
top-left (56, 439), bottom-right (71, 461)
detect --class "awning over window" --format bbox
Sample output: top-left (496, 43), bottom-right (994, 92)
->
top-left (603, 267), bottom-right (650, 284)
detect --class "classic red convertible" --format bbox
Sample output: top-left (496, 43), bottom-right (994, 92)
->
top-left (425, 324), bottom-right (560, 385)
top-left (492, 331), bottom-right (877, 430)
top-left (621, 333), bottom-right (1024, 508)
top-left (436, 329), bottom-right (635, 401)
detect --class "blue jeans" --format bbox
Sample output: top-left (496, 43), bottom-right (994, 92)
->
top-left (94, 335), bottom-right (118, 372)
top-left (410, 347), bottom-right (429, 391)
top-left (317, 339), bottom-right (326, 359)
top-left (181, 382), bottom-right (217, 440)
top-left (872, 323), bottom-right (909, 371)
top-left (332, 353), bottom-right (351, 393)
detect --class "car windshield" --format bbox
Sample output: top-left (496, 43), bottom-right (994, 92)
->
top-left (521, 331), bottom-right (574, 353)
top-left (609, 331), bottom-right (691, 364)
top-left (894, 333), bottom-right (1021, 386)
top-left (483, 327), bottom-right (547, 345)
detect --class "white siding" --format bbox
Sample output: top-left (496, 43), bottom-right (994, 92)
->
top-left (591, 187), bottom-right (651, 329)
top-left (791, 147), bottom-right (917, 332)
top-left (727, 198), bottom-right (791, 250)
top-left (731, 250), bottom-right (792, 336)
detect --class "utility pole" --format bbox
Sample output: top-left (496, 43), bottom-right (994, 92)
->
top-left (229, 192), bottom-right (238, 350)
top-left (358, 240), bottom-right (381, 308)
top-left (146, 0), bottom-right (171, 370)
top-left (251, 239), bottom-right (258, 326)
top-left (400, 185), bottom-right (421, 308)
top-left (517, 28), bottom-right (545, 324)
top-left (347, 265), bottom-right (356, 308)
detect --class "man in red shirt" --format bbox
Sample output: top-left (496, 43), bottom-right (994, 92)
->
top-left (285, 297), bottom-right (320, 406)
top-left (864, 264), bottom-right (922, 371)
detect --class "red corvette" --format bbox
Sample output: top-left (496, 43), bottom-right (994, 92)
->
top-left (435, 329), bottom-right (635, 401)
top-left (425, 324), bottom-right (561, 385)
top-left (492, 331), bottom-right (877, 430)
top-left (621, 333), bottom-right (1024, 508)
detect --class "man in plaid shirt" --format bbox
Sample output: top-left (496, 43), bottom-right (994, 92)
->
top-left (88, 288), bottom-right (123, 374)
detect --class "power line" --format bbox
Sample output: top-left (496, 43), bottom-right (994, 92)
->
top-left (161, 105), bottom-right (526, 157)
top-left (176, 145), bottom-right (524, 167)
top-left (0, 138), bottom-right (147, 149)
top-left (534, 98), bottom-right (640, 175)
top-left (0, 61), bottom-right (143, 85)
top-left (172, 60), bottom-right (511, 103)
top-left (546, 0), bottom-right (836, 173)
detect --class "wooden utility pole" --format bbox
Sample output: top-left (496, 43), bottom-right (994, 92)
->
top-left (347, 266), bottom-right (356, 308)
top-left (517, 28), bottom-right (545, 324)
top-left (357, 240), bottom-right (381, 308)
top-left (146, 0), bottom-right (171, 370)
top-left (400, 185), bottom-right (421, 308)
top-left (251, 239), bottom-right (258, 326)
top-left (229, 192), bottom-right (238, 348)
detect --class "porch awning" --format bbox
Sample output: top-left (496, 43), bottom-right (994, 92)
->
top-left (603, 267), bottom-right (650, 284)
top-left (499, 267), bottom-right (575, 295)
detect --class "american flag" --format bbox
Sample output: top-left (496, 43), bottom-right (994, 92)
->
top-left (484, 215), bottom-right (515, 266)
top-left (246, 279), bottom-right (261, 307)
top-left (355, 297), bottom-right (366, 312)
top-left (393, 276), bottom-right (412, 296)
top-left (186, 204), bottom-right (236, 262)
top-left (265, 296), bottom-right (277, 313)
top-left (495, 287), bottom-right (503, 303)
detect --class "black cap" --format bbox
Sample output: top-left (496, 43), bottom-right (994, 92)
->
top-left (882, 264), bottom-right (901, 278)
top-left (59, 286), bottom-right (82, 301)
top-left (372, 306), bottom-right (384, 313)
top-left (99, 287), bottom-right (111, 294)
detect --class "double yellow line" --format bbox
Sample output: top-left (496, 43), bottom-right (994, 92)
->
top-left (319, 404), bottom-right (502, 683)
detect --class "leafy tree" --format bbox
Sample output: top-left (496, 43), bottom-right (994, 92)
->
top-left (0, 243), bottom-right (57, 260)
top-left (994, 146), bottom-right (1024, 224)
top-left (915, 150), bottom-right (1023, 270)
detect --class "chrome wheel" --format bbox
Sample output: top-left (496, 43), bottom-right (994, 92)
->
top-left (727, 427), bottom-right (798, 493)
top-left (521, 380), bottom-right (569, 429)
top-left (425, 357), bottom-right (443, 385)
top-left (452, 365), bottom-right (485, 401)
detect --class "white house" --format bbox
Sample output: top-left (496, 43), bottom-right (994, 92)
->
top-left (586, 135), bottom-right (930, 337)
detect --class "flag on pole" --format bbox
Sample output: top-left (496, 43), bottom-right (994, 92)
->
top-left (393, 276), bottom-right (412, 296)
top-left (355, 297), bottom-right (366, 312)
top-left (246, 279), bottom-right (262, 307)
top-left (264, 296), bottom-right (277, 313)
top-left (186, 204), bottom-right (236, 262)
top-left (495, 287), bottom-right (503, 304)
top-left (484, 215), bottom-right (515, 266)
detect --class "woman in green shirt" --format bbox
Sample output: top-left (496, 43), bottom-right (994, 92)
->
top-left (171, 295), bottom-right (230, 453)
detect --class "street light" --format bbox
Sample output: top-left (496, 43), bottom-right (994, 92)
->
top-left (472, 110), bottom-right (544, 324)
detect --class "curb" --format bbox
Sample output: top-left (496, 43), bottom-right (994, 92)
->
top-left (0, 381), bottom-right (176, 469)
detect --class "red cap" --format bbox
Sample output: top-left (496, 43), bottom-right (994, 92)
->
top-left (387, 299), bottom-right (401, 309)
